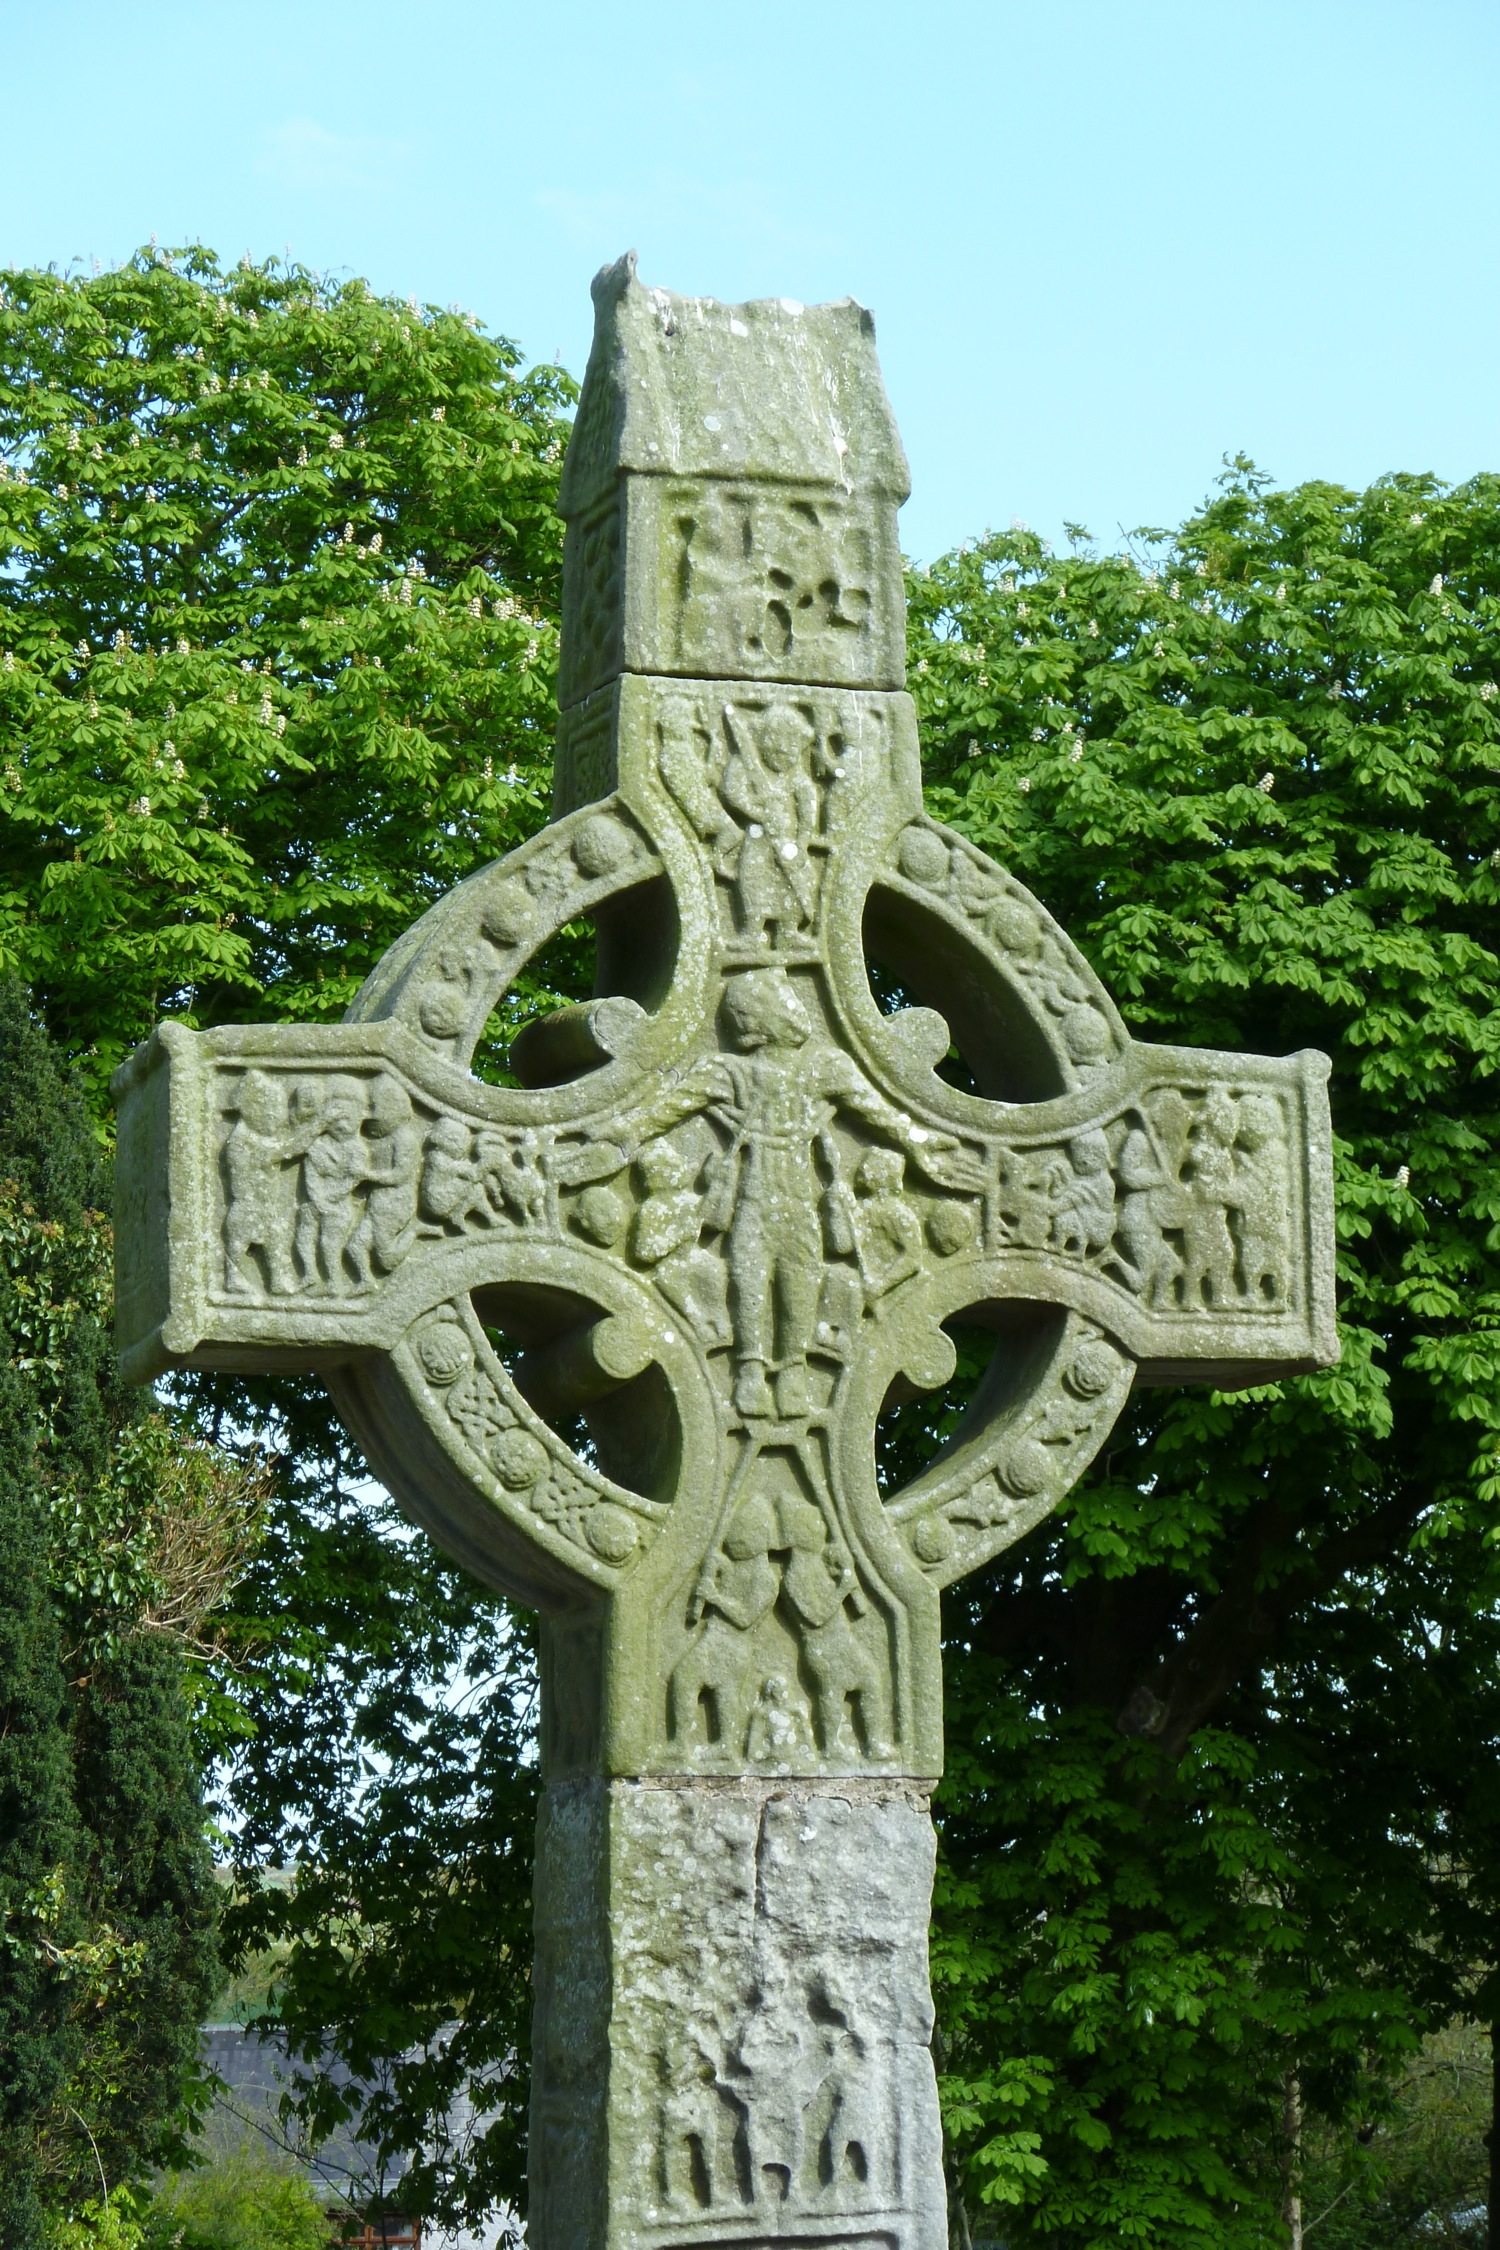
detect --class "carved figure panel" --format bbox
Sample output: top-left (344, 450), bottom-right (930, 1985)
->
top-left (654, 694), bottom-right (856, 962)
top-left (602, 1784), bottom-right (940, 2244)
top-left (562, 479), bottom-right (904, 710)
top-left (214, 1065), bottom-right (632, 1302)
top-left (651, 480), bottom-right (903, 691)
top-left (986, 1086), bottom-right (1298, 1314)
top-left (666, 1475), bottom-right (895, 1770)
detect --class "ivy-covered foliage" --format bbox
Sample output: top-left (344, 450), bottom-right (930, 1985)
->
top-left (906, 466), bottom-right (1500, 2243)
top-left (0, 983), bottom-right (230, 2239)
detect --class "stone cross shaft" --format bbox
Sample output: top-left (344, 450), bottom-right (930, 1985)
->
top-left (113, 256), bottom-right (1338, 2250)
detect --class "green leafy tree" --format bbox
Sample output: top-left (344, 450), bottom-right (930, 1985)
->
top-left (145, 2151), bottom-right (329, 2250)
top-left (1298, 2020), bottom-right (1490, 2244)
top-left (0, 244), bottom-right (573, 1103)
top-left (0, 1283), bottom-right (83, 2242)
top-left (903, 467), bottom-right (1500, 2244)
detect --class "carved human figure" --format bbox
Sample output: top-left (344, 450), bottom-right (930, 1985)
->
top-left (1111, 1115), bottom-right (1175, 1302)
top-left (852, 1148), bottom-right (923, 1298)
top-left (1234, 1092), bottom-right (1290, 1306)
top-left (351, 1074), bottom-right (422, 1280)
top-left (669, 1495), bottom-right (781, 1752)
top-left (746, 1671), bottom-right (814, 1764)
top-left (421, 1115), bottom-right (488, 1231)
top-left (996, 1145), bottom-right (1067, 1253)
top-left (296, 1075), bottom-right (370, 1294)
top-left (1181, 1087), bottom-right (1239, 1308)
top-left (813, 1978), bottom-right (883, 2197)
top-left (629, 1139), bottom-right (731, 1344)
top-left (1051, 1128), bottom-right (1116, 1261)
top-left (658, 2030), bottom-right (724, 2212)
top-left (643, 968), bottom-right (977, 1420)
top-left (479, 1127), bottom-right (552, 1231)
top-left (719, 703), bottom-right (820, 949)
top-left (731, 1965), bottom-right (807, 2205)
top-left (675, 488), bottom-right (784, 670)
top-left (777, 1495), bottom-right (893, 1758)
top-left (222, 1068), bottom-right (303, 1295)
top-left (657, 699), bottom-right (737, 857)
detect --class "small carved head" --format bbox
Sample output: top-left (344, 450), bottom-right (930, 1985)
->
top-left (367, 1074), bottom-right (413, 1133)
top-left (723, 1494), bottom-right (777, 1560)
top-left (637, 1138), bottom-right (694, 1195)
top-left (320, 1076), bottom-right (367, 1137)
top-left (776, 1493), bottom-right (826, 1554)
top-left (1070, 1129), bottom-right (1111, 1177)
top-left (427, 1115), bottom-right (470, 1158)
top-left (926, 1200), bottom-right (978, 1256)
top-left (856, 1148), bottom-right (904, 1198)
top-left (1189, 1089), bottom-right (1237, 1159)
top-left (1236, 1093), bottom-right (1282, 1153)
top-left (233, 1068), bottom-right (285, 1135)
top-left (574, 1184), bottom-right (628, 1246)
top-left (756, 703), bottom-right (815, 775)
top-left (721, 968), bottom-right (810, 1051)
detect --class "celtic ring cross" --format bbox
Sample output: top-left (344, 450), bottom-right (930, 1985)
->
top-left (115, 257), bottom-right (1336, 2250)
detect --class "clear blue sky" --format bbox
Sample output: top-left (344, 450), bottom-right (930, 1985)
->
top-left (4, 0), bottom-right (1497, 560)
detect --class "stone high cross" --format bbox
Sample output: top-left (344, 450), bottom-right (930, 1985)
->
top-left (113, 257), bottom-right (1337, 2250)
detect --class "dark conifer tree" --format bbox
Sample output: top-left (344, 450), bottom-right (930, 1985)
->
top-left (0, 982), bottom-right (218, 2228)
top-left (0, 1357), bottom-right (82, 2245)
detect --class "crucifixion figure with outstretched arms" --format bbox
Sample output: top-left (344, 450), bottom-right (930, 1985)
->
top-left (113, 254), bottom-right (1337, 2250)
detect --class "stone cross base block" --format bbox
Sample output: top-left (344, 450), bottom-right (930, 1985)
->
top-left (532, 1778), bottom-right (944, 2250)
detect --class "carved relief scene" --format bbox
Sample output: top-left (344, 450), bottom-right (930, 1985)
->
top-left (216, 1062), bottom-right (629, 1301)
top-left (661, 480), bottom-right (893, 686)
top-left (561, 479), bottom-right (901, 711)
top-left (221, 1066), bottom-right (425, 1298)
top-left (988, 1084), bottom-right (1295, 1314)
top-left (664, 1456), bottom-right (897, 1771)
top-left (578, 963), bottom-right (986, 1433)
top-left (656, 692), bottom-right (881, 963)
top-left (605, 1788), bottom-right (934, 2243)
top-left (645, 1964), bottom-right (897, 2225)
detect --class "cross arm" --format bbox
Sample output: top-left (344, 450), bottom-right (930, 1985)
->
top-left (113, 1017), bottom-right (448, 1384)
top-left (852, 1037), bottom-right (1339, 1596)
